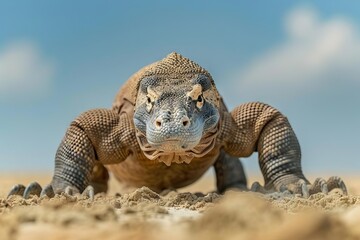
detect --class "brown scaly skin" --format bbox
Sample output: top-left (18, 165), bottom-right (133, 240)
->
top-left (8, 53), bottom-right (347, 199)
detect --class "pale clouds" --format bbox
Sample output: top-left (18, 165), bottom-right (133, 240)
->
top-left (0, 41), bottom-right (55, 99)
top-left (236, 7), bottom-right (360, 98)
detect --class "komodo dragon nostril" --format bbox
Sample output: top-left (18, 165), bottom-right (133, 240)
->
top-left (182, 116), bottom-right (190, 128)
top-left (155, 118), bottom-right (162, 128)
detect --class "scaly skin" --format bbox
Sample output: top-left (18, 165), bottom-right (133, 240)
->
top-left (8, 52), bottom-right (347, 199)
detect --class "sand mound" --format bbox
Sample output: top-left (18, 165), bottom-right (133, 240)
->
top-left (193, 191), bottom-right (360, 240)
top-left (1, 186), bottom-right (360, 240)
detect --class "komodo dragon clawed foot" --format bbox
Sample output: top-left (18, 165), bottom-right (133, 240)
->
top-left (8, 182), bottom-right (96, 200)
top-left (6, 52), bottom-right (348, 200)
top-left (8, 162), bottom-right (109, 200)
top-left (250, 176), bottom-right (347, 197)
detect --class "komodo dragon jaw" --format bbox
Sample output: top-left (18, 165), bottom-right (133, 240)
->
top-left (133, 55), bottom-right (221, 166)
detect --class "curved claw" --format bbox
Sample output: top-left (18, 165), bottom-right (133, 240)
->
top-left (250, 181), bottom-right (266, 193)
top-left (309, 178), bottom-right (328, 195)
top-left (7, 184), bottom-right (26, 198)
top-left (250, 181), bottom-right (276, 194)
top-left (298, 179), bottom-right (309, 198)
top-left (286, 179), bottom-right (309, 198)
top-left (23, 182), bottom-right (42, 199)
top-left (64, 185), bottom-right (94, 201)
top-left (327, 176), bottom-right (348, 195)
top-left (64, 186), bottom-right (79, 196)
top-left (40, 184), bottom-right (55, 198)
top-left (82, 185), bottom-right (95, 201)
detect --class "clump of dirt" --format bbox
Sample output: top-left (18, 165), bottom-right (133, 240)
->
top-left (162, 191), bottom-right (220, 210)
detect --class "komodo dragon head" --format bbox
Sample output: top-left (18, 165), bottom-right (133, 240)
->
top-left (133, 52), bottom-right (221, 166)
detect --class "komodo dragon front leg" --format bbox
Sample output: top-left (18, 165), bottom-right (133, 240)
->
top-left (8, 109), bottom-right (131, 199)
top-left (214, 150), bottom-right (247, 193)
top-left (220, 102), bottom-right (347, 197)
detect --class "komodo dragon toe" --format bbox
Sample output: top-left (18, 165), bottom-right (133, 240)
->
top-left (250, 176), bottom-right (347, 197)
top-left (8, 182), bottom-right (96, 200)
top-left (7, 52), bottom-right (348, 200)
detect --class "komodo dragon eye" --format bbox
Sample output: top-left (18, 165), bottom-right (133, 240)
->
top-left (146, 97), bottom-right (152, 112)
top-left (196, 94), bottom-right (204, 109)
top-left (146, 86), bottom-right (158, 112)
top-left (187, 84), bottom-right (204, 109)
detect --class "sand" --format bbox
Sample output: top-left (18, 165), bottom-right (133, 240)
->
top-left (0, 173), bottom-right (360, 240)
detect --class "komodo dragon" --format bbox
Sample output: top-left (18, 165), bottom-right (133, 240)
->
top-left (8, 52), bottom-right (347, 199)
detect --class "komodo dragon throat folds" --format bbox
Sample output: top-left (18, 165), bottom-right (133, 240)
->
top-left (9, 52), bottom-right (347, 199)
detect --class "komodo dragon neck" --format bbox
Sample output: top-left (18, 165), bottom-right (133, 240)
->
top-left (135, 121), bottom-right (220, 166)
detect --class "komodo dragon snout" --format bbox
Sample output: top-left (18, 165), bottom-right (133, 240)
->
top-left (133, 74), bottom-right (220, 165)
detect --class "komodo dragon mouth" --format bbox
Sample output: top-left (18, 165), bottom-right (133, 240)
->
top-left (135, 123), bottom-right (219, 166)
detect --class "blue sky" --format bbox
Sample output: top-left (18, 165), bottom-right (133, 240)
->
top-left (0, 1), bottom-right (359, 175)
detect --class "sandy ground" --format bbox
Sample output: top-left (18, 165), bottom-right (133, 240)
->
top-left (0, 172), bottom-right (360, 240)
